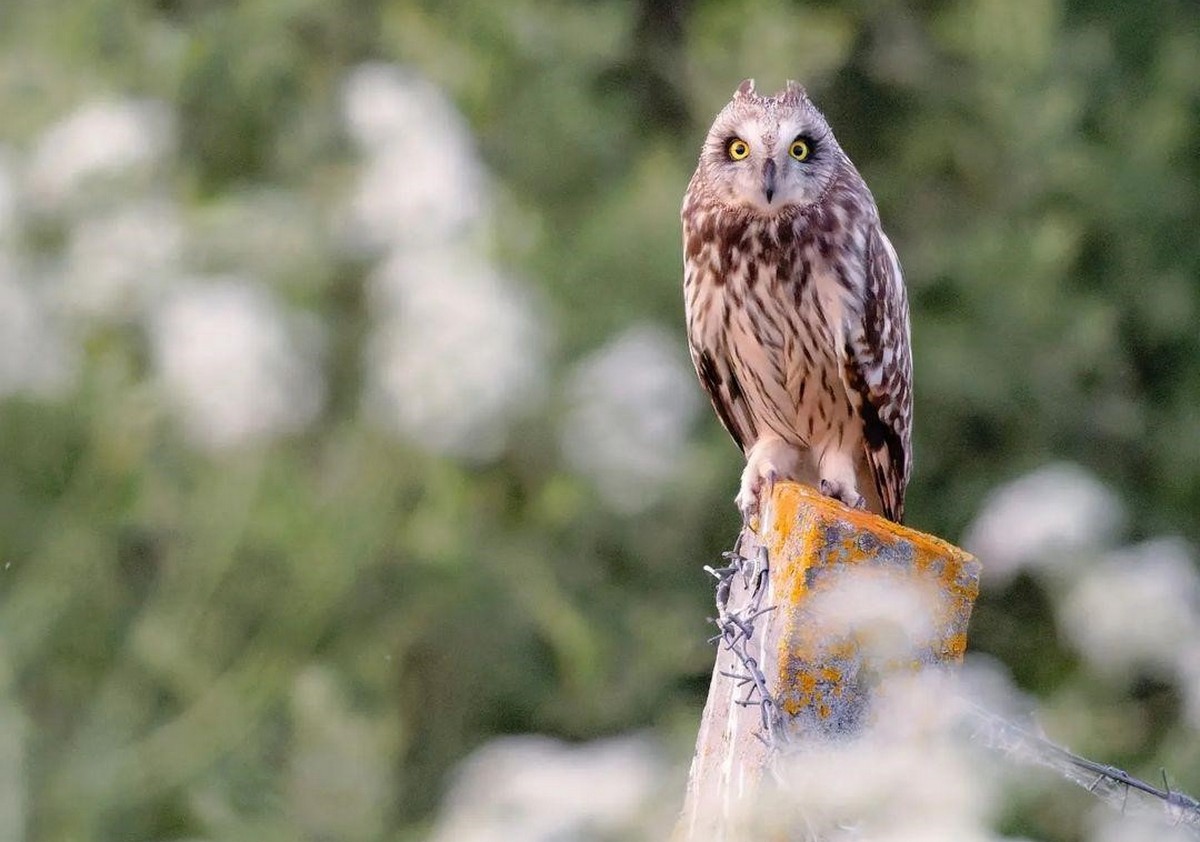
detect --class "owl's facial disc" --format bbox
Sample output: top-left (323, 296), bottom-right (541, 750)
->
top-left (701, 96), bottom-right (837, 215)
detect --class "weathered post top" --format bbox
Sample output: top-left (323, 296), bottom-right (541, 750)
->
top-left (678, 482), bottom-right (981, 840)
top-left (761, 483), bottom-right (979, 735)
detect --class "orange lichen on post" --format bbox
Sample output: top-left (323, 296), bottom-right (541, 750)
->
top-left (677, 481), bottom-right (980, 839)
top-left (760, 483), bottom-right (979, 740)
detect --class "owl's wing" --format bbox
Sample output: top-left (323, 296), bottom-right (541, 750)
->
top-left (843, 224), bottom-right (913, 523)
top-left (692, 345), bottom-right (756, 454)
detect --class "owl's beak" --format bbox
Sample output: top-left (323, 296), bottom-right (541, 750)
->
top-left (762, 159), bottom-right (777, 203)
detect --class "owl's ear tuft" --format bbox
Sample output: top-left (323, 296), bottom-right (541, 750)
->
top-left (780, 80), bottom-right (807, 102)
top-left (735, 78), bottom-right (756, 98)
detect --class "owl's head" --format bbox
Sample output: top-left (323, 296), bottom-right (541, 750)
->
top-left (694, 79), bottom-right (843, 215)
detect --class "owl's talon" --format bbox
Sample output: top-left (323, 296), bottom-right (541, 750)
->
top-left (737, 464), bottom-right (782, 529)
top-left (762, 468), bottom-right (778, 500)
top-left (739, 506), bottom-right (756, 529)
top-left (818, 478), bottom-right (865, 511)
top-left (736, 489), bottom-right (759, 528)
top-left (737, 440), bottom-right (803, 530)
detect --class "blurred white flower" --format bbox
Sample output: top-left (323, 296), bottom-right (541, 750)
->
top-left (364, 249), bottom-right (544, 460)
top-left (805, 567), bottom-right (942, 664)
top-left (561, 325), bottom-right (699, 513)
top-left (341, 63), bottom-right (462, 153)
top-left (1058, 537), bottom-right (1199, 679)
top-left (775, 670), bottom-right (1010, 842)
top-left (150, 279), bottom-right (324, 450)
top-left (959, 653), bottom-right (1039, 723)
top-left (26, 98), bottom-right (173, 213)
top-left (61, 200), bottom-right (183, 322)
top-left (962, 463), bottom-right (1126, 586)
top-left (1088, 806), bottom-right (1197, 842)
top-left (0, 260), bottom-right (76, 398)
top-left (340, 64), bottom-right (486, 252)
top-left (428, 734), bottom-right (666, 842)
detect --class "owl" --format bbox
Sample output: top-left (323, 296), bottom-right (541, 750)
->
top-left (682, 79), bottom-right (913, 524)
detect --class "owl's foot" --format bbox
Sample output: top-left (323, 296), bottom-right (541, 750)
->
top-left (818, 478), bottom-right (866, 511)
top-left (736, 438), bottom-right (805, 527)
top-left (736, 467), bottom-right (778, 527)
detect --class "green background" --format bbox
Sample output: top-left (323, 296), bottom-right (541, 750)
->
top-left (0, 0), bottom-right (1197, 839)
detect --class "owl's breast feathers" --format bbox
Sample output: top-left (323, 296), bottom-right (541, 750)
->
top-left (682, 197), bottom-right (760, 455)
top-left (682, 176), bottom-right (912, 521)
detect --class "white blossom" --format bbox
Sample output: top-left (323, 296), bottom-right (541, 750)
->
top-left (340, 64), bottom-right (486, 252)
top-left (804, 567), bottom-right (943, 663)
top-left (1058, 537), bottom-right (1199, 680)
top-left (560, 324), bottom-right (700, 513)
top-left (150, 279), bottom-right (324, 450)
top-left (1087, 806), bottom-right (1198, 842)
top-left (962, 463), bottom-right (1126, 586)
top-left (428, 734), bottom-right (666, 842)
top-left (61, 200), bottom-right (183, 322)
top-left (765, 666), bottom-right (1025, 842)
top-left (26, 98), bottom-right (173, 213)
top-left (364, 249), bottom-right (544, 460)
top-left (341, 63), bottom-right (466, 153)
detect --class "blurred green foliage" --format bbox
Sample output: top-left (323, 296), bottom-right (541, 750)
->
top-left (0, 0), bottom-right (1198, 840)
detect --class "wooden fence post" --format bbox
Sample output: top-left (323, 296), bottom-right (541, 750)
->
top-left (676, 482), bottom-right (981, 840)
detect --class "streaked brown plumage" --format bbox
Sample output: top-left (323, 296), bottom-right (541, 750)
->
top-left (682, 79), bottom-right (913, 523)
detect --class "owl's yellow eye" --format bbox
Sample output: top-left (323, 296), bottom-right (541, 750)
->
top-left (789, 138), bottom-right (811, 161)
top-left (727, 138), bottom-right (750, 160)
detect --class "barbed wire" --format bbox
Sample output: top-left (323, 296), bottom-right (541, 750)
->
top-left (964, 703), bottom-right (1200, 834)
top-left (705, 532), bottom-right (1200, 837)
top-left (704, 534), bottom-right (785, 751)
